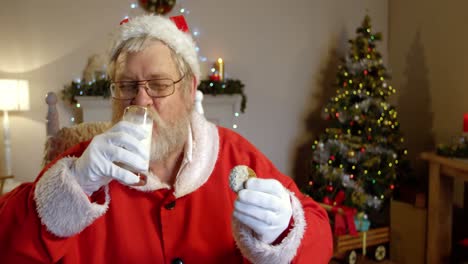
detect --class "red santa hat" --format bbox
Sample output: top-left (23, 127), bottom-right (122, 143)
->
top-left (110, 15), bottom-right (200, 85)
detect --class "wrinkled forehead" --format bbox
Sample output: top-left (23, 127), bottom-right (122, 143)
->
top-left (114, 40), bottom-right (179, 79)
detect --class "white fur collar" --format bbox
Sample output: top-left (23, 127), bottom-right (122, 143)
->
top-left (129, 111), bottom-right (219, 197)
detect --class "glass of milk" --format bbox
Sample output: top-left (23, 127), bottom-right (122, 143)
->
top-left (119, 105), bottom-right (153, 185)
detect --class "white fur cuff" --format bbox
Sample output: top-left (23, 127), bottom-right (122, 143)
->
top-left (232, 191), bottom-right (306, 264)
top-left (34, 157), bottom-right (110, 237)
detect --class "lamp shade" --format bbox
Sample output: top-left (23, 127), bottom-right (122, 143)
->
top-left (0, 79), bottom-right (30, 111)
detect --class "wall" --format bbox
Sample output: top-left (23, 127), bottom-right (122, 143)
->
top-left (0, 0), bottom-right (388, 185)
top-left (388, 0), bottom-right (468, 205)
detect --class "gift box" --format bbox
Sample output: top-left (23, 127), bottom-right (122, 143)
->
top-left (354, 216), bottom-right (371, 232)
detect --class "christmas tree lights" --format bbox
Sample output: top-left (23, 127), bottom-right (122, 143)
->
top-left (302, 16), bottom-right (410, 214)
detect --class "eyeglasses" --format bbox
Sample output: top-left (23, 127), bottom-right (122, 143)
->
top-left (110, 75), bottom-right (185, 100)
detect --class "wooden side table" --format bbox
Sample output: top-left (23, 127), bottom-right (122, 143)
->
top-left (421, 152), bottom-right (468, 263)
top-left (0, 175), bottom-right (14, 195)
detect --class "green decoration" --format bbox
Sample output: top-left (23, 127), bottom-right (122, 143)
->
top-left (436, 136), bottom-right (468, 158)
top-left (61, 77), bottom-right (110, 105)
top-left (301, 15), bottom-right (411, 214)
top-left (198, 79), bottom-right (247, 113)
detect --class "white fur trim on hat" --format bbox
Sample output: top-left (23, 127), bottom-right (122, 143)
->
top-left (109, 15), bottom-right (200, 85)
top-left (34, 157), bottom-right (110, 237)
top-left (232, 190), bottom-right (306, 264)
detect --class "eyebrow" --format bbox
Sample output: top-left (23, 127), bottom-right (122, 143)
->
top-left (116, 73), bottom-right (174, 81)
top-left (147, 73), bottom-right (173, 79)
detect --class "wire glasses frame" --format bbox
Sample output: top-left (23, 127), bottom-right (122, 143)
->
top-left (110, 75), bottom-right (185, 100)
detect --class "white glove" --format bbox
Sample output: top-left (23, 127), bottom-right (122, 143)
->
top-left (72, 121), bottom-right (149, 195)
top-left (233, 178), bottom-right (293, 244)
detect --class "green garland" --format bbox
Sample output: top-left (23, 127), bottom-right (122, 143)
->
top-left (61, 77), bottom-right (247, 113)
top-left (61, 78), bottom-right (111, 104)
top-left (436, 136), bottom-right (468, 158)
top-left (198, 79), bottom-right (247, 113)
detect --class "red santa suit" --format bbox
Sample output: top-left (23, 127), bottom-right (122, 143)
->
top-left (0, 113), bottom-right (333, 263)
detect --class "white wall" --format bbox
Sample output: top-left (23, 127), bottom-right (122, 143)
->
top-left (0, 0), bottom-right (388, 184)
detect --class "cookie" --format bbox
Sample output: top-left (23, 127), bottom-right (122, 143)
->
top-left (229, 165), bottom-right (257, 192)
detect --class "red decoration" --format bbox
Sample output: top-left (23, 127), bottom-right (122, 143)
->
top-left (308, 181), bottom-right (314, 186)
top-left (323, 191), bottom-right (358, 236)
top-left (343, 82), bottom-right (347, 87)
top-left (335, 113), bottom-right (340, 118)
top-left (390, 184), bottom-right (395, 190)
top-left (326, 185), bottom-right (334, 192)
top-left (367, 135), bottom-right (372, 140)
top-left (360, 147), bottom-right (366, 153)
top-left (209, 74), bottom-right (220, 81)
top-left (350, 174), bottom-right (355, 179)
top-left (170, 15), bottom-right (190, 33)
top-left (460, 238), bottom-right (468, 247)
top-left (464, 114), bottom-right (468, 133)
top-left (330, 155), bottom-right (335, 161)
top-left (350, 121), bottom-right (354, 126)
top-left (119, 18), bottom-right (130, 25)
top-left (364, 70), bottom-right (368, 75)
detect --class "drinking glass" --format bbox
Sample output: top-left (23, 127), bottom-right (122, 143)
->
top-left (117, 105), bottom-right (153, 185)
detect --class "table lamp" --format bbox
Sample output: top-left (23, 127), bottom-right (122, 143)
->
top-left (0, 79), bottom-right (29, 176)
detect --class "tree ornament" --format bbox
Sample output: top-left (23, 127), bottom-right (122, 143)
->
top-left (351, 191), bottom-right (367, 207)
top-left (139, 0), bottom-right (176, 15)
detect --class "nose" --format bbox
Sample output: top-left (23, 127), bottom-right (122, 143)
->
top-left (132, 86), bottom-right (153, 107)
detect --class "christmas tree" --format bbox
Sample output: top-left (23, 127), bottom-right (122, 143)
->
top-left (303, 15), bottom-right (409, 214)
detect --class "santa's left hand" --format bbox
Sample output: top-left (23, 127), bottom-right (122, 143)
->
top-left (233, 178), bottom-right (292, 244)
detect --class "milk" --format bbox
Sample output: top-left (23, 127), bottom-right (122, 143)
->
top-left (138, 122), bottom-right (153, 170)
top-left (118, 106), bottom-right (153, 174)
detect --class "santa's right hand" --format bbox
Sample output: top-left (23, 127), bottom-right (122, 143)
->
top-left (72, 121), bottom-right (150, 195)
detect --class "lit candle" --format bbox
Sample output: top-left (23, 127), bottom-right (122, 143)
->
top-left (464, 114), bottom-right (468, 133)
top-left (217, 58), bottom-right (224, 81)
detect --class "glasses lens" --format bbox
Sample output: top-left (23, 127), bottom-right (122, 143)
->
top-left (147, 79), bottom-right (174, 97)
top-left (111, 78), bottom-right (177, 99)
top-left (112, 82), bottom-right (136, 99)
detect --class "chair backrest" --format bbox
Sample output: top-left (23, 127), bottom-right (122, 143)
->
top-left (43, 91), bottom-right (204, 165)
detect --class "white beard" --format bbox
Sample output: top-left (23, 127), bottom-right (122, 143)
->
top-left (111, 92), bottom-right (193, 162)
top-left (149, 109), bottom-right (190, 161)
